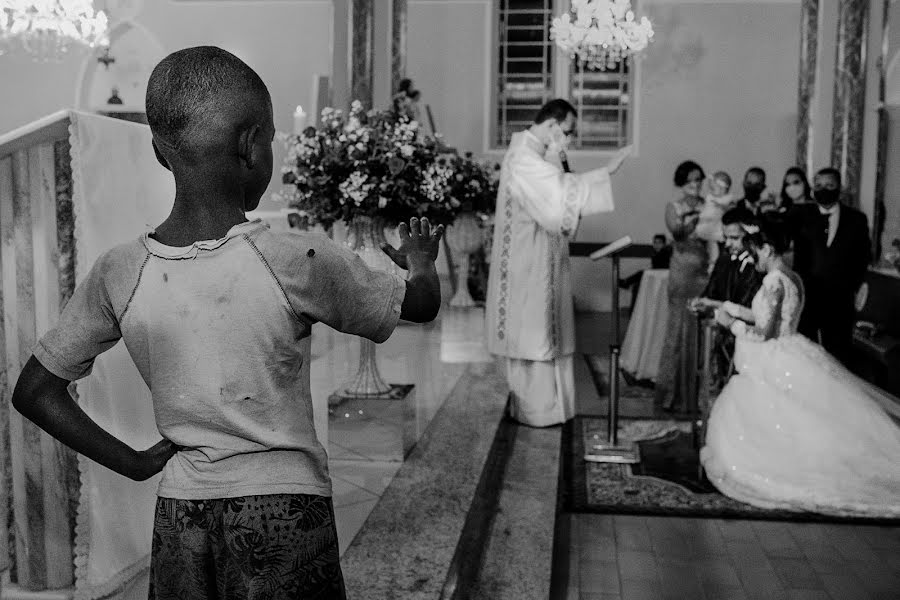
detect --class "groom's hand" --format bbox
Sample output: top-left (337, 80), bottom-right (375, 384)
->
top-left (606, 145), bottom-right (632, 175)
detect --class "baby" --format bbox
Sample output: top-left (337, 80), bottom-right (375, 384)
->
top-left (696, 171), bottom-right (734, 269)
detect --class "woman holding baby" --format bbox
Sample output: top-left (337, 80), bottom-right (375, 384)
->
top-left (655, 161), bottom-right (711, 412)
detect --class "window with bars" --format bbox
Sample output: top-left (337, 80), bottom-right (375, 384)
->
top-left (494, 0), bottom-right (633, 150)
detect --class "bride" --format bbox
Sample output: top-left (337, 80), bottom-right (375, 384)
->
top-left (699, 215), bottom-right (900, 518)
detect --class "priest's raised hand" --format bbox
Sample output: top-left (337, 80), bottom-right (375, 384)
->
top-left (605, 144), bottom-right (633, 175)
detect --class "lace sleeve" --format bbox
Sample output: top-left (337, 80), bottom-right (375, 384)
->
top-left (730, 276), bottom-right (784, 341)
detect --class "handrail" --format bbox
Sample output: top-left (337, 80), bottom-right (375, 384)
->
top-left (0, 110), bottom-right (72, 160)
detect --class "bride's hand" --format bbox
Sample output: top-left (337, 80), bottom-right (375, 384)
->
top-left (715, 308), bottom-right (736, 328)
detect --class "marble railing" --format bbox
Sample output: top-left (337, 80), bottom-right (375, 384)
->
top-left (0, 112), bottom-right (80, 592)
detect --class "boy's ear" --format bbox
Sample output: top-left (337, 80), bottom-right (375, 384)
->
top-left (151, 139), bottom-right (171, 172)
top-left (238, 124), bottom-right (261, 169)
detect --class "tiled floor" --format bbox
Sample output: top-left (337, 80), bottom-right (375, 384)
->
top-left (566, 513), bottom-right (900, 600)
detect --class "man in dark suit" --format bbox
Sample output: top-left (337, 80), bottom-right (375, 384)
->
top-left (697, 207), bottom-right (764, 308)
top-left (789, 167), bottom-right (871, 367)
top-left (690, 207), bottom-right (764, 387)
top-left (734, 167), bottom-right (768, 216)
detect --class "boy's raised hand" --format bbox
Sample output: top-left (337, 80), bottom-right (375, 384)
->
top-left (381, 217), bottom-right (444, 271)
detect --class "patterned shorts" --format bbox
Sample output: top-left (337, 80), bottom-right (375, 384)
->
top-left (149, 494), bottom-right (346, 600)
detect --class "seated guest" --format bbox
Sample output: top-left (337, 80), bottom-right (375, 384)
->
top-left (618, 234), bottom-right (671, 307)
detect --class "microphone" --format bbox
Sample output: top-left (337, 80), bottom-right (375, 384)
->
top-left (559, 150), bottom-right (571, 173)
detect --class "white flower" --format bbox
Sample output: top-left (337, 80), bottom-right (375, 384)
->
top-left (345, 116), bottom-right (362, 132)
top-left (400, 144), bottom-right (414, 157)
top-left (378, 196), bottom-right (389, 209)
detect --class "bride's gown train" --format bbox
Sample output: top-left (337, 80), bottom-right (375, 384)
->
top-left (700, 269), bottom-right (900, 518)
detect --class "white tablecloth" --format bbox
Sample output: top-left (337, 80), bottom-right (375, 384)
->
top-left (620, 269), bottom-right (669, 382)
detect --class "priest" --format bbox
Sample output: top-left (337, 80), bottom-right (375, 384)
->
top-left (486, 99), bottom-right (629, 427)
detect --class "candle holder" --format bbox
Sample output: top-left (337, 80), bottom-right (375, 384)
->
top-left (446, 212), bottom-right (483, 307)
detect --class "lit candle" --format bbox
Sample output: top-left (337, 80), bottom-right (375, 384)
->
top-left (293, 105), bottom-right (308, 135)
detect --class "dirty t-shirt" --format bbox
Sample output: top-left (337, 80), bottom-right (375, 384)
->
top-left (33, 220), bottom-right (406, 499)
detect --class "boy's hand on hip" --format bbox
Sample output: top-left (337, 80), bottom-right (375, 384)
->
top-left (129, 439), bottom-right (180, 481)
top-left (381, 217), bottom-right (444, 271)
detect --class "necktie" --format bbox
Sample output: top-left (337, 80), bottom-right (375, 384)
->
top-left (819, 213), bottom-right (830, 244)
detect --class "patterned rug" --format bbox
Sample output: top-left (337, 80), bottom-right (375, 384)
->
top-left (561, 415), bottom-right (900, 524)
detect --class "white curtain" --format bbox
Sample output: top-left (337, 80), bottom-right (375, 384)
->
top-left (68, 111), bottom-right (175, 600)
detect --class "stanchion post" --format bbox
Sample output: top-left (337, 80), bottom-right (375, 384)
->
top-left (608, 345), bottom-right (620, 446)
top-left (611, 255), bottom-right (621, 344)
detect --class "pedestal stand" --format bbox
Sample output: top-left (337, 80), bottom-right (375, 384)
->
top-left (585, 237), bottom-right (641, 464)
top-left (585, 345), bottom-right (641, 464)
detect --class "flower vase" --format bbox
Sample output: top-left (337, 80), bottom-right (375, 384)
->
top-left (446, 212), bottom-right (483, 307)
top-left (340, 216), bottom-right (397, 397)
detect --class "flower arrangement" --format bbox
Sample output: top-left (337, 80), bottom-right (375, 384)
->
top-left (419, 152), bottom-right (500, 226)
top-left (550, 0), bottom-right (654, 71)
top-left (277, 100), bottom-right (458, 228)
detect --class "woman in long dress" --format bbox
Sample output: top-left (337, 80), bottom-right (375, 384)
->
top-left (701, 216), bottom-right (900, 518)
top-left (656, 161), bottom-right (710, 411)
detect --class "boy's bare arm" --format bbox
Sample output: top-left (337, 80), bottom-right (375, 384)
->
top-left (12, 356), bottom-right (178, 481)
top-left (382, 217), bottom-right (443, 323)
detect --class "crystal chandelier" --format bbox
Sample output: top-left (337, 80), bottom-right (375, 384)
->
top-left (0, 1), bottom-right (109, 62)
top-left (551, 0), bottom-right (654, 71)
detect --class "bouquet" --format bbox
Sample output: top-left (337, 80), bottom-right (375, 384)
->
top-left (277, 100), bottom-right (456, 228)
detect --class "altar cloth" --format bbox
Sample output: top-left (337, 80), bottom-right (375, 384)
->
top-left (68, 111), bottom-right (174, 600)
top-left (620, 269), bottom-right (669, 382)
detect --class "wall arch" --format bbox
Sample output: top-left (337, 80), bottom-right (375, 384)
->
top-left (74, 19), bottom-right (165, 112)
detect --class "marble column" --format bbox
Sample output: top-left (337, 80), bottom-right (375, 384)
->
top-left (391, 0), bottom-right (407, 94)
top-left (796, 0), bottom-right (819, 175)
top-left (830, 0), bottom-right (869, 207)
top-left (872, 0), bottom-right (890, 261)
top-left (350, 0), bottom-right (375, 109)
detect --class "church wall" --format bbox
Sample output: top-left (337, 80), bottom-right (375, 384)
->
top-left (0, 0), bottom-right (334, 214)
top-left (406, 0), bottom-right (801, 311)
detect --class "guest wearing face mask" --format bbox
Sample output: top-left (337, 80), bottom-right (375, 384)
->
top-left (735, 167), bottom-right (771, 216)
top-left (789, 167), bottom-right (871, 368)
top-left (779, 166), bottom-right (813, 211)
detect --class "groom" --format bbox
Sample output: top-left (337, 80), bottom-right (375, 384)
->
top-left (789, 167), bottom-right (871, 368)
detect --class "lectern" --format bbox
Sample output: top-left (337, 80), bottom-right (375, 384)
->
top-left (585, 236), bottom-right (640, 464)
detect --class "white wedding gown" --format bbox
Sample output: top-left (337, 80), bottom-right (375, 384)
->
top-left (701, 268), bottom-right (900, 518)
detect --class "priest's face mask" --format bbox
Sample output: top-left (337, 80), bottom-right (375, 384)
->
top-left (548, 114), bottom-right (577, 154)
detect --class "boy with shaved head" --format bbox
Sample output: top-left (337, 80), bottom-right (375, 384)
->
top-left (12, 46), bottom-right (443, 598)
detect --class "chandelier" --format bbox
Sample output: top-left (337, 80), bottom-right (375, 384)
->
top-left (0, 1), bottom-right (109, 62)
top-left (551, 0), bottom-right (654, 71)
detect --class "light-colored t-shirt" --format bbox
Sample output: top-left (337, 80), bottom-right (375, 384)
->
top-left (33, 219), bottom-right (406, 500)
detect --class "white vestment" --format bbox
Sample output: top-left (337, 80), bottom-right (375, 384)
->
top-left (486, 130), bottom-right (614, 426)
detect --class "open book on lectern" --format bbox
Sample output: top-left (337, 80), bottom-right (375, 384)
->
top-left (589, 235), bottom-right (633, 261)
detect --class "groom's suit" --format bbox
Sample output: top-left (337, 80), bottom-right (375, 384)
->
top-left (789, 202), bottom-right (871, 367)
